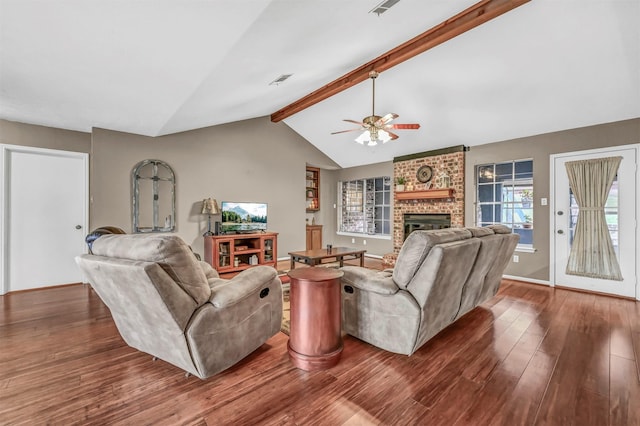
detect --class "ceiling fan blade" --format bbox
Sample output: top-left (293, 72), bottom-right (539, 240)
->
top-left (343, 119), bottom-right (365, 126)
top-left (386, 123), bottom-right (421, 130)
top-left (387, 131), bottom-right (399, 140)
top-left (375, 113), bottom-right (398, 127)
top-left (331, 128), bottom-right (362, 135)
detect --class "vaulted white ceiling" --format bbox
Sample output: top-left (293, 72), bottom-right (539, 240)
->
top-left (1, 0), bottom-right (638, 168)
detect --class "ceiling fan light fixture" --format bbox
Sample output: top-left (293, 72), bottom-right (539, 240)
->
top-left (354, 128), bottom-right (391, 146)
top-left (333, 70), bottom-right (419, 146)
top-left (355, 131), bottom-right (370, 145)
top-left (378, 129), bottom-right (392, 143)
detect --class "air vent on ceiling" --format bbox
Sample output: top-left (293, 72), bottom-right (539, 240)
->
top-left (269, 74), bottom-right (293, 86)
top-left (369, 0), bottom-right (401, 16)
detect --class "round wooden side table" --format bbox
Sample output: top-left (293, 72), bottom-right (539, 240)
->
top-left (286, 267), bottom-right (344, 371)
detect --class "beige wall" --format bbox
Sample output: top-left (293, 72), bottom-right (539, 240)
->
top-left (91, 117), bottom-right (338, 258)
top-left (5, 115), bottom-right (638, 277)
top-left (0, 119), bottom-right (90, 153)
top-left (305, 167), bottom-right (338, 249)
top-left (465, 118), bottom-right (640, 281)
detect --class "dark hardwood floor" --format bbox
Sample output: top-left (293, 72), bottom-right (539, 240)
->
top-left (1, 265), bottom-right (639, 425)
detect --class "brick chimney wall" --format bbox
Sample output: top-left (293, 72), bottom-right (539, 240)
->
top-left (392, 150), bottom-right (466, 254)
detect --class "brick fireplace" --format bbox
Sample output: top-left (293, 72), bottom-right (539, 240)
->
top-left (384, 146), bottom-right (466, 266)
top-left (403, 213), bottom-right (451, 240)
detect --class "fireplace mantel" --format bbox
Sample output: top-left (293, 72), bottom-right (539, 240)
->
top-left (395, 188), bottom-right (454, 201)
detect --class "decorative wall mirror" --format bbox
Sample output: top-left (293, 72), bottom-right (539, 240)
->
top-left (132, 159), bottom-right (175, 233)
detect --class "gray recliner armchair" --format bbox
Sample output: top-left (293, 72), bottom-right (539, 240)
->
top-left (340, 225), bottom-right (519, 355)
top-left (76, 233), bottom-right (282, 379)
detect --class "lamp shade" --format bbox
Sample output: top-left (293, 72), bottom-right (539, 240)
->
top-left (201, 198), bottom-right (220, 215)
top-left (355, 128), bottom-right (392, 146)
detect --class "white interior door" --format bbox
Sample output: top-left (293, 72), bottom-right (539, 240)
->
top-left (551, 145), bottom-right (638, 298)
top-left (1, 145), bottom-right (88, 294)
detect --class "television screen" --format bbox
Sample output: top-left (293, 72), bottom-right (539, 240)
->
top-left (221, 202), bottom-right (267, 233)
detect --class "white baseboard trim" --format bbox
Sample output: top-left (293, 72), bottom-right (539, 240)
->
top-left (503, 275), bottom-right (551, 286)
top-left (365, 253), bottom-right (383, 259)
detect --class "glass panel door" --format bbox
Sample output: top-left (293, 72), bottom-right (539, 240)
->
top-left (552, 147), bottom-right (636, 298)
top-left (569, 178), bottom-right (619, 256)
top-left (263, 238), bottom-right (274, 263)
top-left (218, 241), bottom-right (231, 268)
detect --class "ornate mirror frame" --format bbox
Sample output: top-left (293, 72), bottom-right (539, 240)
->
top-left (132, 159), bottom-right (175, 233)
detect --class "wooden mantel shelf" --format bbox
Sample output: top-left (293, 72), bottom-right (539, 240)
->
top-left (395, 188), bottom-right (454, 200)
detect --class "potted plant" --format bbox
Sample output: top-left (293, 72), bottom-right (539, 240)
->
top-left (523, 213), bottom-right (533, 228)
top-left (395, 176), bottom-right (406, 192)
top-left (521, 189), bottom-right (533, 208)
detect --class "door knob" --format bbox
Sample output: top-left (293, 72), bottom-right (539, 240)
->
top-left (557, 211), bottom-right (564, 216)
top-left (557, 229), bottom-right (564, 234)
top-left (75, 225), bottom-right (82, 230)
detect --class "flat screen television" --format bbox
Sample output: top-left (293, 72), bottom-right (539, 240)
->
top-left (220, 202), bottom-right (267, 234)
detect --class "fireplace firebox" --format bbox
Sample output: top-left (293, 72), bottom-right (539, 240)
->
top-left (403, 213), bottom-right (451, 241)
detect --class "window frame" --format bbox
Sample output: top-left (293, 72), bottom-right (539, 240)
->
top-left (475, 159), bottom-right (534, 250)
top-left (337, 176), bottom-right (392, 239)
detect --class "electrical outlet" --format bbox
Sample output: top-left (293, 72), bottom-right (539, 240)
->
top-left (363, 240), bottom-right (367, 245)
top-left (513, 255), bottom-right (519, 263)
top-left (541, 198), bottom-right (548, 206)
top-left (351, 238), bottom-right (355, 244)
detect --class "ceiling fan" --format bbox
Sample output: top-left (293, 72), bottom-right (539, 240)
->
top-left (331, 70), bottom-right (420, 146)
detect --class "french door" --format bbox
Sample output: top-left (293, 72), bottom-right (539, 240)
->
top-left (551, 145), bottom-right (638, 298)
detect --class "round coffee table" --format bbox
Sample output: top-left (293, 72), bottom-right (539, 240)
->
top-left (286, 267), bottom-right (344, 371)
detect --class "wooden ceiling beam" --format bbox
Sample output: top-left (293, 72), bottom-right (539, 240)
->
top-left (270, 0), bottom-right (530, 123)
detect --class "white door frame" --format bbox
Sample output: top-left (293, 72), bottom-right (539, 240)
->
top-left (549, 143), bottom-right (639, 300)
top-left (0, 144), bottom-right (89, 295)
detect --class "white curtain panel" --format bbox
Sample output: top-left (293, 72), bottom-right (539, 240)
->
top-left (565, 156), bottom-right (623, 281)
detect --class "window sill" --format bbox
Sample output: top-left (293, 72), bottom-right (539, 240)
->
top-left (336, 232), bottom-right (391, 240)
top-left (515, 246), bottom-right (537, 253)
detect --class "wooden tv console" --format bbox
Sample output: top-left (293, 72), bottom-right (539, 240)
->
top-left (204, 232), bottom-right (278, 274)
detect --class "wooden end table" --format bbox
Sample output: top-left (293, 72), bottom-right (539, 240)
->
top-left (286, 267), bottom-right (344, 371)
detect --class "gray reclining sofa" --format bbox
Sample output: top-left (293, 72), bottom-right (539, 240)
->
top-left (340, 225), bottom-right (519, 355)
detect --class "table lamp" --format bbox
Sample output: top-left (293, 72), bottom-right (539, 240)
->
top-left (201, 198), bottom-right (220, 236)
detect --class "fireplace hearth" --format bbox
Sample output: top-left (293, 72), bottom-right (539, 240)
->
top-left (403, 213), bottom-right (451, 241)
